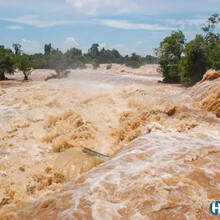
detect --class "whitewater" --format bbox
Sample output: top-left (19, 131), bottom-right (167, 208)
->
top-left (0, 64), bottom-right (219, 219)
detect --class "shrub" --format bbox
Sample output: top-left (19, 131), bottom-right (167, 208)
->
top-left (155, 31), bottom-right (185, 83)
top-left (15, 55), bottom-right (35, 81)
top-left (0, 46), bottom-right (15, 80)
top-left (92, 60), bottom-right (100, 69)
top-left (180, 35), bottom-right (209, 86)
top-left (125, 53), bottom-right (143, 69)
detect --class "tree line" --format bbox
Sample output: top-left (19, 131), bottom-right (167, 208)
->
top-left (0, 42), bottom-right (157, 81)
top-left (155, 14), bottom-right (220, 86)
top-left (1, 14), bottom-right (218, 85)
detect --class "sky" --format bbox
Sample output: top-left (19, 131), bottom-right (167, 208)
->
top-left (0, 0), bottom-right (219, 56)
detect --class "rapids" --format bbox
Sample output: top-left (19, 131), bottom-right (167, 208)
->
top-left (0, 65), bottom-right (219, 219)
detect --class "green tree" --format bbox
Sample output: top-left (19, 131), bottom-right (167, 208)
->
top-left (46, 50), bottom-right (69, 79)
top-left (111, 49), bottom-right (121, 59)
top-left (65, 47), bottom-right (82, 57)
top-left (155, 31), bottom-right (186, 83)
top-left (44, 43), bottom-right (53, 55)
top-left (208, 39), bottom-right (220, 70)
top-left (0, 46), bottom-right (15, 80)
top-left (125, 53), bottom-right (143, 68)
top-left (12, 43), bottom-right (22, 55)
top-left (65, 48), bottom-right (85, 69)
top-left (202, 14), bottom-right (220, 36)
top-left (15, 54), bottom-right (35, 81)
top-left (99, 49), bottom-right (117, 63)
top-left (88, 43), bottom-right (99, 57)
top-left (145, 55), bottom-right (157, 64)
top-left (29, 53), bottom-right (45, 69)
top-left (180, 35), bottom-right (209, 87)
top-left (202, 14), bottom-right (220, 70)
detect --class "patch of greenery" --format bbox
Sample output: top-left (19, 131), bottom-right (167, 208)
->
top-left (155, 14), bottom-right (220, 87)
top-left (155, 31), bottom-right (185, 83)
top-left (0, 46), bottom-right (15, 80)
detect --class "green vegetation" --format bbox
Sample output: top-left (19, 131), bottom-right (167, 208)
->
top-left (12, 43), bottom-right (22, 55)
top-left (156, 14), bottom-right (220, 86)
top-left (15, 54), bottom-right (35, 81)
top-left (180, 35), bottom-right (208, 86)
top-left (1, 14), bottom-right (218, 86)
top-left (0, 46), bottom-right (15, 80)
top-left (203, 14), bottom-right (220, 70)
top-left (0, 40), bottom-right (157, 80)
top-left (125, 53), bottom-right (144, 68)
top-left (65, 48), bottom-right (86, 69)
top-left (45, 50), bottom-right (70, 80)
top-left (0, 41), bottom-right (157, 81)
top-left (155, 31), bottom-right (185, 83)
top-left (44, 43), bottom-right (52, 55)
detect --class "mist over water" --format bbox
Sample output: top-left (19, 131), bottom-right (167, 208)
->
top-left (0, 65), bottom-right (219, 219)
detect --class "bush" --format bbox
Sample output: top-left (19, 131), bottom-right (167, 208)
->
top-left (0, 46), bottom-right (15, 80)
top-left (125, 53), bottom-right (143, 68)
top-left (15, 54), bottom-right (35, 81)
top-left (180, 35), bottom-right (209, 87)
top-left (92, 60), bottom-right (100, 69)
top-left (48, 50), bottom-right (68, 77)
top-left (45, 70), bottom-right (70, 81)
top-left (155, 31), bottom-right (185, 83)
top-left (205, 33), bottom-right (220, 70)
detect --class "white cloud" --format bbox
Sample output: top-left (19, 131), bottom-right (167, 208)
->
top-left (8, 25), bottom-right (23, 30)
top-left (62, 37), bottom-right (79, 51)
top-left (66, 0), bottom-right (141, 15)
top-left (1, 0), bottom-right (220, 18)
top-left (0, 0), bottom-right (65, 13)
top-left (0, 15), bottom-right (79, 28)
top-left (100, 19), bottom-right (172, 31)
top-left (66, 0), bottom-right (220, 16)
top-left (20, 39), bottom-right (44, 54)
top-left (136, 41), bottom-right (143, 45)
top-left (162, 18), bottom-right (207, 29)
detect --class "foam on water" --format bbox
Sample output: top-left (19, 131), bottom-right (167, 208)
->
top-left (2, 127), bottom-right (219, 219)
top-left (0, 67), bottom-right (219, 219)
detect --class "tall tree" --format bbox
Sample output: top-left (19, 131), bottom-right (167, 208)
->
top-left (88, 43), bottom-right (99, 57)
top-left (202, 14), bottom-right (220, 70)
top-left (125, 53), bottom-right (143, 68)
top-left (15, 54), bottom-right (35, 81)
top-left (49, 50), bottom-right (69, 77)
top-left (180, 35), bottom-right (209, 86)
top-left (44, 43), bottom-right (52, 55)
top-left (0, 46), bottom-right (15, 80)
top-left (202, 14), bottom-right (220, 37)
top-left (12, 43), bottom-right (22, 55)
top-left (111, 49), bottom-right (121, 58)
top-left (65, 48), bottom-right (82, 57)
top-left (155, 31), bottom-right (186, 83)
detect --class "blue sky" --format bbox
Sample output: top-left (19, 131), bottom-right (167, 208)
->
top-left (0, 0), bottom-right (219, 56)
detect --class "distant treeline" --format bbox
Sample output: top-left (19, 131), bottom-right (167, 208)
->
top-left (0, 42), bottom-right (157, 81)
top-left (36, 43), bottom-right (157, 70)
top-left (2, 14), bottom-right (218, 86)
top-left (155, 14), bottom-right (220, 86)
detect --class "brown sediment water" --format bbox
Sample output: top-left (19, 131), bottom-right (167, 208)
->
top-left (189, 70), bottom-right (220, 118)
top-left (0, 65), bottom-right (219, 219)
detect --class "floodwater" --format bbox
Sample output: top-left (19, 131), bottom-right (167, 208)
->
top-left (0, 65), bottom-right (219, 219)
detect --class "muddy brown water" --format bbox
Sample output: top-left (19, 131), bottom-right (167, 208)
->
top-left (0, 65), bottom-right (219, 219)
